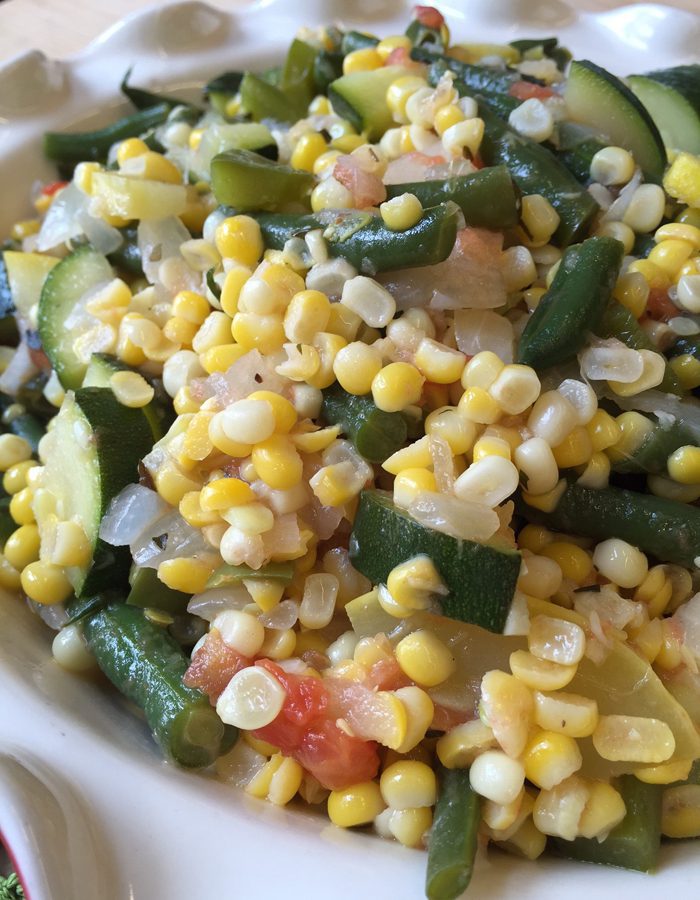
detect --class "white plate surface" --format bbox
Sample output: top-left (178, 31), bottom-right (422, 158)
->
top-left (1, 2), bottom-right (699, 898)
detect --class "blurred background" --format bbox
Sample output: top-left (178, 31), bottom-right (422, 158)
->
top-left (0, 0), bottom-right (698, 64)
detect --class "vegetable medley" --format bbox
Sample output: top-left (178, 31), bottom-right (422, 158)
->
top-left (4, 5), bottom-right (700, 897)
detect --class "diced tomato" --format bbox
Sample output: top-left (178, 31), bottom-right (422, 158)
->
top-left (509, 81), bottom-right (556, 101)
top-left (455, 225), bottom-right (504, 260)
top-left (27, 346), bottom-right (51, 372)
top-left (254, 660), bottom-right (380, 789)
top-left (41, 180), bottom-right (68, 197)
top-left (333, 155), bottom-right (387, 209)
top-left (183, 630), bottom-right (250, 703)
top-left (296, 719), bottom-right (380, 790)
top-left (470, 153), bottom-right (485, 170)
top-left (644, 287), bottom-right (678, 322)
top-left (366, 656), bottom-right (410, 691)
top-left (254, 660), bottom-right (329, 752)
top-left (413, 5), bottom-right (444, 29)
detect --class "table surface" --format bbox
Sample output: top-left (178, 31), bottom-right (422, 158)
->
top-left (0, 0), bottom-right (697, 63)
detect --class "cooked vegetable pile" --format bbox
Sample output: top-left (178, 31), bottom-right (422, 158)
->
top-left (3, 5), bottom-right (700, 897)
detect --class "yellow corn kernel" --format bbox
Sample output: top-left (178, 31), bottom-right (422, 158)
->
top-left (663, 152), bottom-right (700, 207)
top-left (522, 730), bottom-right (582, 790)
top-left (309, 463), bottom-right (360, 507)
top-left (116, 137), bottom-right (149, 166)
top-left (245, 752), bottom-right (284, 798)
top-left (0, 555), bottom-right (21, 591)
top-left (157, 557), bottom-right (213, 594)
top-left (308, 95), bottom-right (331, 116)
top-left (655, 619), bottom-right (683, 670)
top-left (648, 239), bottom-right (695, 278)
top-left (215, 216), bottom-right (264, 267)
top-left (552, 426), bottom-right (593, 469)
top-left (173, 387), bottom-right (200, 416)
top-left (518, 524), bottom-right (553, 554)
top-left (668, 445), bottom-right (700, 484)
top-left (10, 219), bottom-right (40, 241)
top-left (219, 265), bottom-right (250, 317)
top-left (231, 313), bottom-right (285, 354)
top-left (332, 341), bottom-right (382, 395)
top-left (393, 467), bottom-right (437, 508)
top-left (42, 519), bottom-right (92, 568)
top-left (472, 435), bottom-right (511, 463)
top-left (670, 354), bottom-right (700, 391)
top-left (386, 76), bottom-right (428, 124)
top-left (327, 781), bottom-right (385, 828)
top-left (313, 149), bottom-right (341, 176)
top-left (3, 524), bottom-right (40, 570)
top-left (637, 759), bottom-right (694, 785)
top-left (657, 222), bottom-right (700, 249)
top-left (413, 338), bottom-right (466, 384)
top-left (380, 760), bottom-right (436, 810)
top-left (462, 351), bottom-right (504, 390)
top-left (208, 415), bottom-right (253, 459)
top-left (387, 555), bottom-right (445, 612)
top-left (259, 627), bottom-right (297, 660)
top-left (426, 407), bottom-right (476, 455)
top-left (305, 333), bottom-right (348, 390)
top-left (380, 193), bottom-right (424, 232)
top-left (586, 408), bottom-right (622, 453)
top-left (291, 425), bottom-right (340, 454)
top-left (20, 560), bottom-right (72, 605)
top-left (540, 541), bottom-right (592, 584)
top-left (171, 290), bottom-right (210, 325)
top-left (178, 491), bottom-right (220, 528)
top-left (612, 271), bottom-right (649, 319)
top-left (343, 47), bottom-right (383, 75)
top-left (0, 434), bottom-right (31, 472)
top-left (434, 103), bottom-right (465, 135)
top-left (200, 477), bottom-right (256, 511)
top-left (72, 161), bottom-right (100, 196)
top-left (592, 714), bottom-right (675, 764)
top-left (395, 629), bottom-right (455, 687)
top-left (242, 577), bottom-right (284, 614)
top-left (382, 436), bottom-right (432, 475)
top-left (521, 194), bottom-right (560, 246)
top-left (376, 34), bottom-right (412, 60)
top-left (509, 650), bottom-right (577, 692)
top-left (153, 463), bottom-right (201, 506)
top-left (267, 755), bottom-right (304, 806)
top-left (290, 132), bottom-right (328, 172)
top-left (135, 151), bottom-right (182, 184)
top-left (634, 564), bottom-right (673, 618)
top-left (436, 719), bottom-right (496, 769)
top-left (251, 435), bottom-right (303, 490)
top-left (200, 343), bottom-right (246, 375)
top-left (457, 386), bottom-right (501, 425)
top-left (661, 784), bottom-right (700, 838)
top-left (577, 781), bottom-right (627, 840)
top-left (109, 371), bottom-right (155, 409)
top-left (533, 690), bottom-right (599, 738)
top-left (627, 258), bottom-right (671, 291)
top-left (3, 460), bottom-right (38, 496)
top-left (245, 390), bottom-right (296, 434)
top-left (384, 806), bottom-right (432, 848)
top-left (162, 316), bottom-right (196, 346)
top-left (9, 487), bottom-right (35, 525)
top-left (283, 289), bottom-right (331, 344)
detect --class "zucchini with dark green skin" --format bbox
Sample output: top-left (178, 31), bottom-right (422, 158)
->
top-left (517, 481), bottom-right (700, 567)
top-left (385, 166), bottom-right (520, 230)
top-left (596, 300), bottom-right (682, 395)
top-left (340, 31), bottom-right (378, 54)
top-left (44, 103), bottom-right (172, 165)
top-left (321, 383), bottom-right (409, 464)
top-left (84, 603), bottom-right (236, 768)
top-left (349, 490), bottom-right (520, 632)
top-left (205, 71), bottom-right (244, 117)
top-left (254, 203), bottom-right (459, 275)
top-left (510, 37), bottom-right (571, 72)
top-left (477, 100), bottom-right (600, 246)
top-left (629, 66), bottom-right (700, 155)
top-left (517, 236), bottom-right (624, 370)
top-left (426, 767), bottom-right (481, 900)
top-left (553, 775), bottom-right (662, 872)
top-left (210, 149), bottom-right (315, 211)
top-left (555, 122), bottom-right (608, 184)
top-left (424, 61), bottom-right (521, 121)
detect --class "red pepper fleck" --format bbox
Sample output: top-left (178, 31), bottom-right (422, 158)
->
top-left (413, 5), bottom-right (445, 29)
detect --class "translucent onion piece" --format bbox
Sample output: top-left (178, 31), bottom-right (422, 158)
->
top-left (259, 599), bottom-right (300, 631)
top-left (454, 309), bottom-right (514, 362)
top-left (601, 168), bottom-right (642, 223)
top-left (99, 484), bottom-right (169, 546)
top-left (408, 490), bottom-right (500, 542)
top-left (579, 338), bottom-right (643, 383)
top-left (0, 342), bottom-right (39, 396)
top-left (36, 183), bottom-right (86, 251)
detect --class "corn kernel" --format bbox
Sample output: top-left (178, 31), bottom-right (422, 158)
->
top-left (0, 434), bottom-right (32, 472)
top-left (668, 445), bottom-right (700, 484)
top-left (3, 524), bottom-right (40, 570)
top-left (578, 781), bottom-right (626, 840)
top-left (283, 289), bottom-right (331, 344)
top-left (436, 719), bottom-right (496, 769)
top-left (380, 192), bottom-right (423, 232)
top-left (157, 557), bottom-right (213, 594)
top-left (215, 216), bottom-right (264, 267)
top-left (20, 560), bottom-right (72, 605)
top-left (116, 137), bottom-right (149, 166)
top-left (328, 781), bottom-right (385, 827)
top-left (387, 76), bottom-right (428, 124)
top-left (540, 542), bottom-right (592, 584)
top-left (663, 152), bottom-right (700, 207)
top-left (252, 435), bottom-right (303, 490)
top-left (434, 103), bottom-right (465, 135)
top-left (533, 691), bottom-right (598, 738)
top-left (290, 131), bottom-right (328, 172)
top-left (3, 460), bottom-right (38, 496)
top-left (343, 47), bottom-right (383, 75)
top-left (592, 714), bottom-right (675, 763)
top-left (200, 477), bottom-right (256, 511)
top-left (636, 759), bottom-right (693, 785)
top-left (509, 649), bottom-right (577, 692)
top-left (9, 487), bottom-right (35, 525)
top-left (586, 408), bottom-right (621, 452)
top-left (395, 629), bottom-right (455, 687)
top-left (458, 386), bottom-right (501, 425)
top-left (522, 730), bottom-right (582, 790)
top-left (380, 761), bottom-right (436, 810)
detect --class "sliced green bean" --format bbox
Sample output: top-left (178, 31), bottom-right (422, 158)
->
top-left (426, 767), bottom-right (481, 900)
top-left (321, 383), bottom-right (409, 463)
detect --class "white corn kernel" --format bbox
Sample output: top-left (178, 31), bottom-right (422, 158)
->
top-left (212, 609), bottom-right (265, 657)
top-left (469, 750), bottom-right (525, 805)
top-left (508, 99), bottom-right (554, 142)
top-left (514, 438), bottom-right (560, 496)
top-left (340, 275), bottom-right (396, 328)
top-left (528, 615), bottom-right (586, 666)
top-left (592, 715), bottom-right (675, 763)
top-left (592, 538), bottom-right (648, 589)
top-left (454, 456), bottom-right (520, 508)
top-left (216, 666), bottom-right (286, 729)
top-left (533, 691), bottom-right (599, 738)
top-left (622, 184), bottom-right (666, 234)
top-left (488, 364), bottom-right (540, 415)
top-left (589, 146), bottom-right (635, 186)
top-left (533, 775), bottom-right (589, 841)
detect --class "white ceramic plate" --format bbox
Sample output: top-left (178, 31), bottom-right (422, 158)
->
top-left (1, 2), bottom-right (700, 897)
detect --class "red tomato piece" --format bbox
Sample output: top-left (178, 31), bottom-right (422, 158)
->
top-left (644, 287), bottom-right (678, 322)
top-left (366, 656), bottom-right (411, 691)
top-left (253, 660), bottom-right (329, 752)
top-left (333, 155), bottom-right (387, 209)
top-left (413, 5), bottom-right (445, 29)
top-left (509, 81), bottom-right (556, 101)
top-left (183, 629), bottom-right (250, 703)
top-left (296, 718), bottom-right (380, 790)
top-left (41, 180), bottom-right (68, 196)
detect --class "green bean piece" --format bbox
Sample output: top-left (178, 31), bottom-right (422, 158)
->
top-left (478, 100), bottom-right (600, 245)
top-left (385, 166), bottom-right (520, 229)
top-left (0, 497), bottom-right (15, 545)
top-left (597, 299), bottom-right (682, 394)
top-left (517, 480), bottom-right (700, 567)
top-left (426, 767), bottom-right (481, 900)
top-left (127, 566), bottom-right (190, 614)
top-left (84, 603), bottom-right (236, 767)
top-left (240, 72), bottom-right (302, 123)
top-left (405, 17), bottom-right (446, 52)
top-left (554, 775), bottom-right (662, 872)
top-left (517, 236), bottom-right (624, 369)
top-left (120, 67), bottom-right (197, 112)
top-left (321, 383), bottom-right (409, 463)
top-left (313, 50), bottom-right (344, 93)
top-left (411, 46), bottom-right (522, 95)
top-left (608, 411), bottom-right (698, 475)
top-left (0, 253), bottom-right (18, 346)
top-left (107, 226), bottom-right (143, 277)
top-left (44, 103), bottom-right (172, 165)
top-left (281, 39), bottom-right (318, 113)
top-left (255, 202), bottom-right (459, 274)
top-left (210, 149), bottom-right (315, 211)
top-left (205, 71), bottom-right (244, 117)
top-left (340, 30), bottom-right (379, 54)
top-left (555, 122), bottom-right (608, 183)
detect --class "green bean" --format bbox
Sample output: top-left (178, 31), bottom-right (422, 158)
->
top-left (426, 767), bottom-right (481, 900)
top-left (321, 383), bottom-right (409, 463)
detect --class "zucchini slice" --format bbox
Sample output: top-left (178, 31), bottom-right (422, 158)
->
top-left (348, 490), bottom-right (520, 633)
top-left (38, 246), bottom-right (113, 390)
top-left (629, 67), bottom-right (700, 155)
top-left (38, 387), bottom-right (153, 597)
top-left (328, 65), bottom-right (414, 141)
top-left (564, 60), bottom-right (666, 184)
